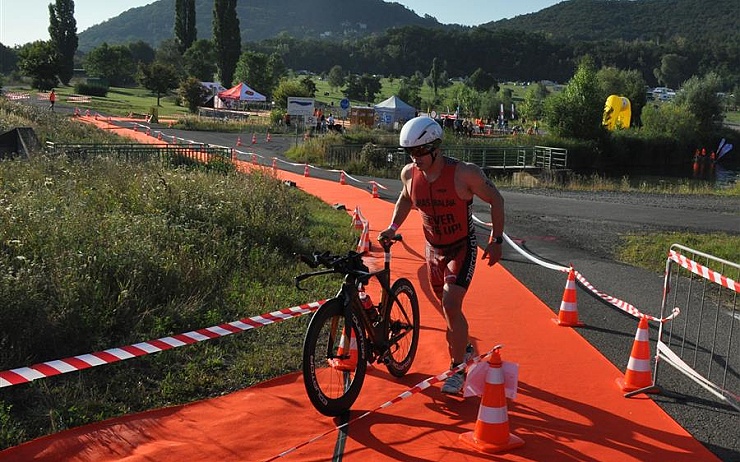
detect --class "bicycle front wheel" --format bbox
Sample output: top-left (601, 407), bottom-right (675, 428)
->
top-left (302, 299), bottom-right (367, 416)
top-left (385, 277), bottom-right (420, 377)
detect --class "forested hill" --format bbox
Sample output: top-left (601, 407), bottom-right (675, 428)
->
top-left (77, 0), bottom-right (447, 52)
top-left (487, 0), bottom-right (739, 42)
top-left (77, 0), bottom-right (739, 55)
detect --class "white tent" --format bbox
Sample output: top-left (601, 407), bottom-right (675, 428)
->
top-left (374, 95), bottom-right (416, 127)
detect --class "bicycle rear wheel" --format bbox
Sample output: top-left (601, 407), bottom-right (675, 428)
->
top-left (302, 299), bottom-right (367, 416)
top-left (385, 278), bottom-right (420, 377)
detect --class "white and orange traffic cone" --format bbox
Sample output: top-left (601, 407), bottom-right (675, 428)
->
top-left (617, 316), bottom-right (655, 393)
top-left (459, 349), bottom-right (524, 454)
top-left (352, 206), bottom-right (364, 230)
top-left (303, 163), bottom-right (310, 177)
top-left (371, 182), bottom-right (379, 198)
top-left (339, 171), bottom-right (346, 185)
top-left (133, 124), bottom-right (138, 132)
top-left (146, 127), bottom-right (151, 136)
top-left (266, 132), bottom-right (271, 143)
top-left (252, 133), bottom-right (257, 144)
top-left (252, 153), bottom-right (258, 165)
top-left (553, 267), bottom-right (584, 327)
top-left (328, 328), bottom-right (358, 371)
top-left (271, 157), bottom-right (277, 173)
top-left (303, 132), bottom-right (309, 142)
top-left (236, 136), bottom-right (242, 147)
top-left (157, 132), bottom-right (162, 140)
top-left (85, 109), bottom-right (90, 117)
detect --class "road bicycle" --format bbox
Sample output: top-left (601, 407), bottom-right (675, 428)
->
top-left (295, 235), bottom-right (420, 416)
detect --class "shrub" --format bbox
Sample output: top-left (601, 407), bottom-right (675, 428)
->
top-left (73, 82), bottom-right (108, 97)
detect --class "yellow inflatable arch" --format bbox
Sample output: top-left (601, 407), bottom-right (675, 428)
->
top-left (602, 95), bottom-right (631, 130)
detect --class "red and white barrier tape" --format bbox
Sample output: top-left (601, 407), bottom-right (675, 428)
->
top-left (472, 215), bottom-right (673, 322)
top-left (669, 250), bottom-right (739, 293)
top-left (264, 345), bottom-right (502, 461)
top-left (0, 301), bottom-right (324, 388)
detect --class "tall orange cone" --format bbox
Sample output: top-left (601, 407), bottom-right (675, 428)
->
top-left (266, 132), bottom-right (271, 142)
top-left (146, 127), bottom-right (151, 136)
top-left (252, 133), bottom-right (257, 144)
top-left (252, 153), bottom-right (258, 165)
top-left (617, 316), bottom-right (655, 393)
top-left (236, 136), bottom-right (242, 147)
top-left (339, 171), bottom-right (346, 185)
top-left (271, 157), bottom-right (277, 173)
top-left (460, 349), bottom-right (524, 454)
top-left (371, 182), bottom-right (379, 198)
top-left (304, 163), bottom-right (310, 177)
top-left (553, 267), bottom-right (583, 327)
top-left (327, 328), bottom-right (357, 371)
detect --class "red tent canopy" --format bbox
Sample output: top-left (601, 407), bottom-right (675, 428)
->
top-left (218, 83), bottom-right (266, 102)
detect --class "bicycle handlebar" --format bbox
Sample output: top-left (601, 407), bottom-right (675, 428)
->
top-left (294, 235), bottom-right (402, 290)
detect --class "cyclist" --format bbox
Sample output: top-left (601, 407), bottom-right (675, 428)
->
top-left (379, 115), bottom-right (505, 394)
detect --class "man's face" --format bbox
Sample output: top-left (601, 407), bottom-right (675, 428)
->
top-left (406, 144), bottom-right (436, 170)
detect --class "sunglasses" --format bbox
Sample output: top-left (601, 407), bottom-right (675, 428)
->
top-left (404, 144), bottom-right (436, 158)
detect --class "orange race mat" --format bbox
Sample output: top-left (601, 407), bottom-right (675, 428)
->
top-left (0, 121), bottom-right (720, 461)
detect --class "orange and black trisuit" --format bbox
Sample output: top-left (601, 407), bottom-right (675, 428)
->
top-left (410, 157), bottom-right (477, 293)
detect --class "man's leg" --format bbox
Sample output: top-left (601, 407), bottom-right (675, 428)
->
top-left (442, 283), bottom-right (469, 366)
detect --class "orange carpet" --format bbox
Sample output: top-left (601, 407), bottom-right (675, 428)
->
top-left (0, 121), bottom-right (720, 461)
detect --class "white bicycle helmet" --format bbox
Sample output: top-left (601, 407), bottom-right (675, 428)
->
top-left (399, 116), bottom-right (443, 148)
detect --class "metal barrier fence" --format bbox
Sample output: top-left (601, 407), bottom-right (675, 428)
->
top-left (634, 244), bottom-right (739, 411)
top-left (45, 142), bottom-right (232, 163)
top-left (326, 144), bottom-right (568, 172)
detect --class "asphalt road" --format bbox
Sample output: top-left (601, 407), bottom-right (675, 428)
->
top-left (21, 105), bottom-right (740, 460)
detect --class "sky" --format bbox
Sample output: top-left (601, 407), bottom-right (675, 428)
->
top-left (0, 0), bottom-right (562, 47)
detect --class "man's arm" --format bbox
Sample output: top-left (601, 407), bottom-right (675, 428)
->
top-left (461, 163), bottom-right (505, 265)
top-left (379, 165), bottom-right (413, 240)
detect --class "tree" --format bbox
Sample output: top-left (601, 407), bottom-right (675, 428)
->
top-left (467, 68), bottom-right (497, 93)
top-left (137, 62), bottom-right (179, 106)
top-left (127, 41), bottom-right (156, 66)
top-left (178, 77), bottom-right (209, 113)
top-left (673, 72), bottom-right (724, 133)
top-left (544, 56), bottom-right (605, 140)
top-left (17, 41), bottom-right (58, 90)
top-left (653, 53), bottom-right (688, 89)
top-left (272, 79), bottom-right (313, 109)
top-left (520, 82), bottom-right (550, 123)
top-left (212, 0), bottom-right (241, 87)
top-left (154, 39), bottom-right (184, 78)
top-left (327, 65), bottom-right (345, 91)
top-left (48, 0), bottom-right (77, 85)
top-left (640, 102), bottom-right (698, 142)
top-left (183, 40), bottom-right (216, 82)
top-left (0, 43), bottom-right (18, 74)
top-left (234, 51), bottom-right (269, 94)
top-left (428, 57), bottom-right (440, 96)
top-left (84, 42), bottom-right (135, 87)
top-left (174, 0), bottom-right (197, 54)
top-left (397, 76), bottom-right (422, 109)
top-left (344, 74), bottom-right (381, 103)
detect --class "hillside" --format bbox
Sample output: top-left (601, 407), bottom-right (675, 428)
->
top-left (486, 0), bottom-right (740, 42)
top-left (77, 0), bottom-right (448, 52)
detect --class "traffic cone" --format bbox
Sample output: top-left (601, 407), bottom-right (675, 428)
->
top-left (252, 133), bottom-right (257, 144)
top-left (327, 328), bottom-right (358, 371)
top-left (303, 132), bottom-right (309, 142)
top-left (459, 349), bottom-right (524, 454)
top-left (553, 267), bottom-right (583, 327)
top-left (271, 157), bottom-right (277, 173)
top-left (85, 109), bottom-right (90, 117)
top-left (74, 107), bottom-right (80, 117)
top-left (352, 206), bottom-right (364, 230)
top-left (133, 124), bottom-right (138, 132)
top-left (146, 128), bottom-right (151, 136)
top-left (236, 136), bottom-right (242, 147)
top-left (371, 182), bottom-right (379, 198)
top-left (266, 132), bottom-right (271, 142)
top-left (252, 153), bottom-right (258, 165)
top-left (157, 132), bottom-right (162, 140)
top-left (339, 171), bottom-right (346, 185)
top-left (304, 163), bottom-right (310, 177)
top-left (617, 316), bottom-right (654, 393)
